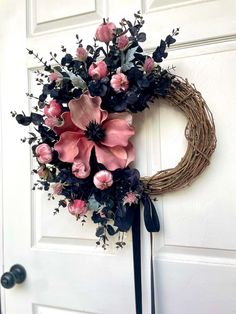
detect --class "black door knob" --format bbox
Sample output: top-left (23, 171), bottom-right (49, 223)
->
top-left (1, 264), bottom-right (26, 289)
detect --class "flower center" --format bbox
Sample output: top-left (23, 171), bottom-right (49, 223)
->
top-left (85, 121), bottom-right (105, 143)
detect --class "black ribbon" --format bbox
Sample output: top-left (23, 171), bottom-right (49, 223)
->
top-left (132, 194), bottom-right (160, 314)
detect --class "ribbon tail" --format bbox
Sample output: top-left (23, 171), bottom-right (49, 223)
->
top-left (132, 202), bottom-right (142, 314)
top-left (142, 194), bottom-right (160, 232)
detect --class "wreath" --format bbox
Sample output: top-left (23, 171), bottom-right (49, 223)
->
top-left (12, 12), bottom-right (216, 249)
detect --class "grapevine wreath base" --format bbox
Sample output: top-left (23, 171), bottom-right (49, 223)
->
top-left (142, 76), bottom-right (217, 195)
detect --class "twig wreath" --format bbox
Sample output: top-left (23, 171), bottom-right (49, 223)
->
top-left (12, 12), bottom-right (216, 249)
top-left (142, 76), bottom-right (216, 195)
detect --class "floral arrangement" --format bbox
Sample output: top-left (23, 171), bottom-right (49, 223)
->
top-left (12, 12), bottom-right (178, 248)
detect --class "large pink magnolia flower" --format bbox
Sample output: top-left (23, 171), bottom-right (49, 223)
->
top-left (54, 93), bottom-right (135, 178)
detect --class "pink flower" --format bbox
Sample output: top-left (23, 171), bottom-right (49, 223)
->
top-left (88, 61), bottom-right (108, 80)
top-left (35, 143), bottom-right (53, 164)
top-left (51, 183), bottom-right (63, 195)
top-left (93, 170), bottom-right (113, 190)
top-left (68, 199), bottom-right (88, 217)
top-left (54, 93), bottom-right (135, 178)
top-left (49, 71), bottom-right (63, 84)
top-left (123, 191), bottom-right (139, 206)
top-left (76, 47), bottom-right (88, 62)
top-left (45, 117), bottom-right (61, 128)
top-left (72, 159), bottom-right (89, 179)
top-left (49, 72), bottom-right (58, 81)
top-left (95, 21), bottom-right (116, 43)
top-left (143, 57), bottom-right (155, 73)
top-left (44, 100), bottom-right (62, 118)
top-left (117, 35), bottom-right (129, 51)
top-left (110, 73), bottom-right (129, 92)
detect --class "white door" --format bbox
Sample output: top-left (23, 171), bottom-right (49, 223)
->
top-left (1, 0), bottom-right (236, 314)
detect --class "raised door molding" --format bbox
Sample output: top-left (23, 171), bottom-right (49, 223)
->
top-left (27, 0), bottom-right (107, 36)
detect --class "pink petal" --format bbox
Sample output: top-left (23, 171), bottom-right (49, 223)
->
top-left (74, 138), bottom-right (94, 177)
top-left (125, 142), bottom-right (135, 166)
top-left (54, 131), bottom-right (82, 163)
top-left (100, 109), bottom-right (109, 124)
top-left (95, 144), bottom-right (128, 170)
top-left (72, 159), bottom-right (90, 179)
top-left (69, 94), bottom-right (108, 130)
top-left (53, 112), bottom-right (80, 136)
top-left (101, 119), bottom-right (135, 147)
top-left (107, 112), bottom-right (133, 125)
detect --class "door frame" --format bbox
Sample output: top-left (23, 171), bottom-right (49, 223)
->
top-left (0, 76), bottom-right (5, 313)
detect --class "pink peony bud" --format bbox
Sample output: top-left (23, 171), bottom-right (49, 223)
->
top-left (110, 73), bottom-right (129, 92)
top-left (88, 61), bottom-right (108, 80)
top-left (72, 160), bottom-right (90, 179)
top-left (49, 72), bottom-right (59, 82)
top-left (76, 47), bottom-right (88, 62)
top-left (49, 71), bottom-right (63, 84)
top-left (68, 200), bottom-right (88, 217)
top-left (93, 170), bottom-right (113, 190)
top-left (44, 100), bottom-right (62, 118)
top-left (117, 35), bottom-right (129, 51)
top-left (51, 183), bottom-right (63, 195)
top-left (143, 57), bottom-right (155, 73)
top-left (44, 117), bottom-right (61, 128)
top-left (35, 143), bottom-right (53, 164)
top-left (95, 20), bottom-right (116, 43)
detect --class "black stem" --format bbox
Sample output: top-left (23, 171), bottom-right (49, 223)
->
top-left (26, 49), bottom-right (48, 67)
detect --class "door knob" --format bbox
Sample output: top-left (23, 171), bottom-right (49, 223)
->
top-left (1, 264), bottom-right (26, 289)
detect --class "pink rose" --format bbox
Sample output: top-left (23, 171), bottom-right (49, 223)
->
top-left (95, 20), bottom-right (116, 43)
top-left (68, 200), bottom-right (88, 217)
top-left (93, 170), bottom-right (113, 190)
top-left (88, 61), bottom-right (108, 80)
top-left (72, 159), bottom-right (90, 179)
top-left (44, 100), bottom-right (62, 118)
top-left (35, 143), bottom-right (53, 164)
top-left (52, 183), bottom-right (63, 195)
top-left (110, 73), bottom-right (129, 92)
top-left (76, 47), bottom-right (88, 62)
top-left (45, 117), bottom-right (61, 128)
top-left (117, 35), bottom-right (129, 51)
top-left (143, 57), bottom-right (155, 73)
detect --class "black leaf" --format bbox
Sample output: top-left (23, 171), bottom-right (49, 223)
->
top-left (137, 32), bottom-right (146, 42)
top-left (15, 113), bottom-right (31, 126)
top-left (107, 225), bottom-right (117, 236)
top-left (58, 200), bottom-right (67, 208)
top-left (152, 39), bottom-right (168, 62)
top-left (86, 45), bottom-right (94, 54)
top-left (61, 54), bottom-right (73, 65)
top-left (39, 94), bottom-right (47, 102)
top-left (31, 112), bottom-right (44, 125)
top-left (165, 35), bottom-right (176, 47)
top-left (96, 226), bottom-right (105, 237)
